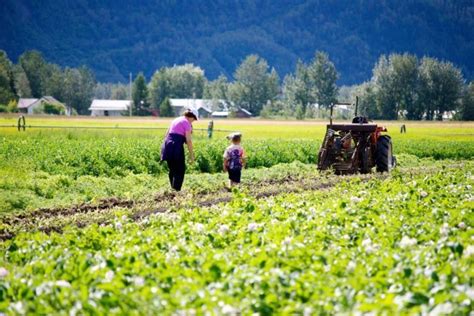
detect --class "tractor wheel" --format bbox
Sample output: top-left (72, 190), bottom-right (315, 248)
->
top-left (375, 135), bottom-right (393, 172)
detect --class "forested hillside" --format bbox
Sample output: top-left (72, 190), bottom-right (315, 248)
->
top-left (0, 0), bottom-right (472, 84)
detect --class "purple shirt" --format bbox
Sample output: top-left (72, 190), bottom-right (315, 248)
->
top-left (168, 117), bottom-right (192, 136)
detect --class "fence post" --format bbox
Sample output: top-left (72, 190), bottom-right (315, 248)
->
top-left (17, 116), bottom-right (26, 131)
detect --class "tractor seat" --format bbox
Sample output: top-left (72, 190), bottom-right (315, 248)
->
top-left (352, 116), bottom-right (369, 124)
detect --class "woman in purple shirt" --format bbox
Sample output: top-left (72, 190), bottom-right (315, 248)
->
top-left (161, 108), bottom-right (197, 191)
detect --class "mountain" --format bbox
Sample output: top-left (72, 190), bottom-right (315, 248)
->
top-left (0, 0), bottom-right (472, 84)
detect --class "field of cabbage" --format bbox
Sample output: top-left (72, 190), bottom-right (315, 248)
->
top-left (0, 117), bottom-right (473, 314)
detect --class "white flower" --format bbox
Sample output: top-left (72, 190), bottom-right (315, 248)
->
top-left (194, 223), bottom-right (205, 233)
top-left (394, 293), bottom-right (411, 308)
top-left (115, 222), bottom-right (123, 230)
top-left (361, 238), bottom-right (371, 247)
top-left (464, 287), bottom-right (474, 300)
top-left (36, 282), bottom-right (52, 296)
top-left (121, 215), bottom-right (128, 221)
top-left (303, 307), bottom-right (313, 316)
top-left (429, 302), bottom-right (453, 316)
top-left (218, 224), bottom-right (229, 235)
top-left (361, 238), bottom-right (376, 254)
top-left (55, 280), bottom-right (71, 287)
top-left (221, 304), bottom-right (239, 315)
top-left (350, 196), bottom-right (362, 203)
top-left (346, 261), bottom-right (356, 272)
top-left (0, 267), bottom-right (9, 278)
top-left (105, 270), bottom-right (114, 282)
top-left (70, 301), bottom-right (82, 316)
top-left (133, 276), bottom-right (145, 287)
top-left (458, 222), bottom-right (467, 230)
top-left (420, 191), bottom-right (428, 198)
top-left (282, 237), bottom-right (292, 246)
top-left (151, 287), bottom-right (158, 294)
top-left (399, 236), bottom-right (417, 249)
top-left (10, 301), bottom-right (25, 314)
top-left (440, 223), bottom-right (450, 236)
top-left (464, 245), bottom-right (474, 258)
top-left (247, 223), bottom-right (259, 232)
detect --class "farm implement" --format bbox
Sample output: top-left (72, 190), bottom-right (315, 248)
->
top-left (318, 98), bottom-right (396, 174)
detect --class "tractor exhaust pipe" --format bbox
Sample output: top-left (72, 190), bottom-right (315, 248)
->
top-left (330, 103), bottom-right (334, 127)
top-left (355, 96), bottom-right (359, 117)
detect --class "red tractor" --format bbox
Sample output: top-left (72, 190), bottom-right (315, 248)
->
top-left (317, 98), bottom-right (396, 174)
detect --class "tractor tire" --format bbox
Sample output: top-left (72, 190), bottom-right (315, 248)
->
top-left (375, 135), bottom-right (393, 172)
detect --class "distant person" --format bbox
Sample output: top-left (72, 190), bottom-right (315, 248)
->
top-left (161, 108), bottom-right (198, 191)
top-left (207, 120), bottom-right (214, 139)
top-left (223, 132), bottom-right (246, 188)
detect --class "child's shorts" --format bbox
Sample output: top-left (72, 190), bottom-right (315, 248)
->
top-left (228, 169), bottom-right (241, 183)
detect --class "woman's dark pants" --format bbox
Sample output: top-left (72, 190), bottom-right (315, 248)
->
top-left (161, 133), bottom-right (187, 191)
top-left (167, 158), bottom-right (185, 191)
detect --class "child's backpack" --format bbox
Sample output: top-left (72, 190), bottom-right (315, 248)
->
top-left (228, 148), bottom-right (242, 170)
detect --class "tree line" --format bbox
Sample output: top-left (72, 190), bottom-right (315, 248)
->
top-left (354, 54), bottom-right (472, 121)
top-left (0, 49), bottom-right (472, 120)
top-left (0, 50), bottom-right (95, 114)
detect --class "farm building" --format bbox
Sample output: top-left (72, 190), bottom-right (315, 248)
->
top-left (89, 100), bottom-right (131, 116)
top-left (211, 108), bottom-right (252, 118)
top-left (18, 96), bottom-right (66, 115)
top-left (169, 99), bottom-right (226, 118)
top-left (211, 111), bottom-right (229, 118)
top-left (235, 108), bottom-right (252, 118)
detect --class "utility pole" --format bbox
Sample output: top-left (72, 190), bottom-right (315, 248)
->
top-left (129, 72), bottom-right (132, 117)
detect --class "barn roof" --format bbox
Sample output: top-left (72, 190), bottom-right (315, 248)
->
top-left (89, 99), bottom-right (131, 111)
top-left (18, 98), bottom-right (40, 109)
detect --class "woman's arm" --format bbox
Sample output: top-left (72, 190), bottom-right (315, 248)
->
top-left (185, 131), bottom-right (195, 163)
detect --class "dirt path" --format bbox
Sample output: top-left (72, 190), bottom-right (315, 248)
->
top-left (0, 173), bottom-right (362, 241)
top-left (0, 163), bottom-right (460, 242)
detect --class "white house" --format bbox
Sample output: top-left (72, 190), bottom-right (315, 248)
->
top-left (18, 96), bottom-right (65, 114)
top-left (89, 99), bottom-right (131, 116)
top-left (169, 99), bottom-right (226, 118)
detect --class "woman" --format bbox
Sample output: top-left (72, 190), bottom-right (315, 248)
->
top-left (161, 108), bottom-right (198, 191)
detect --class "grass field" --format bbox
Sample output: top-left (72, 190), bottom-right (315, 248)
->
top-left (0, 116), bottom-right (473, 314)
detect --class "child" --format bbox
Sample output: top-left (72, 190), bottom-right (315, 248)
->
top-left (223, 132), bottom-right (246, 188)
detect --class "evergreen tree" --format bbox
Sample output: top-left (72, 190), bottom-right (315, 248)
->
top-left (19, 50), bottom-right (48, 98)
top-left (0, 50), bottom-right (16, 105)
top-left (307, 51), bottom-right (339, 109)
top-left (132, 72), bottom-right (150, 115)
top-left (159, 97), bottom-right (174, 117)
top-left (461, 82), bottom-right (474, 121)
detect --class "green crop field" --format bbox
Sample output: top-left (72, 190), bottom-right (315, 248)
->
top-left (0, 116), bottom-right (473, 314)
